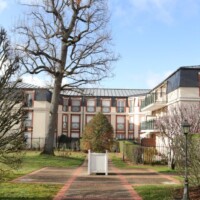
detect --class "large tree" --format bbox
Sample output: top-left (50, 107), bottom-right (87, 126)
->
top-left (15, 0), bottom-right (117, 155)
top-left (0, 28), bottom-right (25, 180)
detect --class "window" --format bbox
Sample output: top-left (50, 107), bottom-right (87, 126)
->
top-left (71, 99), bottom-right (81, 112)
top-left (102, 100), bottom-right (110, 113)
top-left (117, 100), bottom-right (125, 113)
top-left (116, 133), bottom-right (125, 139)
top-left (87, 99), bottom-right (96, 112)
top-left (62, 115), bottom-right (68, 130)
top-left (116, 116), bottom-right (125, 131)
top-left (24, 93), bottom-right (33, 107)
top-left (24, 112), bottom-right (33, 128)
top-left (63, 99), bottom-right (68, 112)
top-left (129, 99), bottom-right (134, 113)
top-left (128, 134), bottom-right (134, 139)
top-left (86, 115), bottom-right (94, 124)
top-left (71, 115), bottom-right (80, 130)
top-left (129, 116), bottom-right (134, 131)
top-left (71, 132), bottom-right (79, 138)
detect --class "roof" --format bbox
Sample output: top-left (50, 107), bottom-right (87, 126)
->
top-left (12, 81), bottom-right (41, 89)
top-left (150, 65), bottom-right (200, 92)
top-left (61, 88), bottom-right (150, 97)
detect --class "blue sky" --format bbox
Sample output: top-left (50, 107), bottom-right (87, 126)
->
top-left (1, 0), bottom-right (200, 89)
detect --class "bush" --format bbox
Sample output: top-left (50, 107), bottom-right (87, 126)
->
top-left (80, 112), bottom-right (114, 153)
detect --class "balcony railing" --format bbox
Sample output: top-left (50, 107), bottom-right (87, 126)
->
top-left (140, 119), bottom-right (156, 131)
top-left (141, 92), bottom-right (167, 111)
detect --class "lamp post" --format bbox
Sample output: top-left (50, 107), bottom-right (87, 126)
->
top-left (123, 140), bottom-right (125, 161)
top-left (181, 119), bottom-right (191, 200)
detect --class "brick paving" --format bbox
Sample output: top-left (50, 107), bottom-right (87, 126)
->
top-left (13, 159), bottom-right (180, 200)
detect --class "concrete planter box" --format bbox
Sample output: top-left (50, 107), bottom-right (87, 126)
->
top-left (88, 150), bottom-right (108, 175)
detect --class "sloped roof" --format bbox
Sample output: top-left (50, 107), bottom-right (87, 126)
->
top-left (61, 88), bottom-right (150, 97)
top-left (12, 81), bottom-right (41, 89)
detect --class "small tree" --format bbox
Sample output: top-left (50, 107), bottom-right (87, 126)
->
top-left (0, 28), bottom-right (25, 180)
top-left (81, 112), bottom-right (113, 152)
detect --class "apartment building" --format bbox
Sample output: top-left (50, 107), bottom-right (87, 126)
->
top-left (140, 66), bottom-right (200, 146)
top-left (58, 88), bottom-right (149, 142)
top-left (20, 82), bottom-right (149, 148)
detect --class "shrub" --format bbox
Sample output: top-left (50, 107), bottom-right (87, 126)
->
top-left (80, 112), bottom-right (114, 153)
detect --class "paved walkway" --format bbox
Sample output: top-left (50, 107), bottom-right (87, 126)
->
top-left (13, 160), bottom-right (180, 200)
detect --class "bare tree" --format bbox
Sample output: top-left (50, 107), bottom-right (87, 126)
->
top-left (15, 0), bottom-right (117, 155)
top-left (0, 28), bottom-right (25, 180)
top-left (156, 103), bottom-right (200, 170)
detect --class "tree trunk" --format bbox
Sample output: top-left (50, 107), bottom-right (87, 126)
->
top-left (41, 74), bottom-right (63, 155)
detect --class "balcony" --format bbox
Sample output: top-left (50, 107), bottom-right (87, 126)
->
top-left (140, 119), bottom-right (157, 132)
top-left (141, 92), bottom-right (167, 112)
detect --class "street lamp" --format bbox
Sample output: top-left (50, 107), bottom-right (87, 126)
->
top-left (181, 119), bottom-right (191, 200)
top-left (123, 140), bottom-right (125, 161)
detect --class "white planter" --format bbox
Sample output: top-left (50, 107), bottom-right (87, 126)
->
top-left (88, 150), bottom-right (108, 175)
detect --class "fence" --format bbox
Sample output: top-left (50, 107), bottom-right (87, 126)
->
top-left (25, 137), bottom-right (80, 151)
top-left (25, 137), bottom-right (46, 150)
top-left (119, 141), bottom-right (169, 165)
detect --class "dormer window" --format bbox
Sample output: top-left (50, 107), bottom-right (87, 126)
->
top-left (117, 99), bottom-right (125, 113)
top-left (86, 99), bottom-right (96, 112)
top-left (63, 98), bottom-right (68, 112)
top-left (102, 99), bottom-right (111, 113)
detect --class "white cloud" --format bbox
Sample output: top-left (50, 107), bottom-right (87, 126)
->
top-left (146, 70), bottom-right (173, 88)
top-left (21, 74), bottom-right (51, 87)
top-left (129, 0), bottom-right (177, 24)
top-left (0, 0), bottom-right (7, 13)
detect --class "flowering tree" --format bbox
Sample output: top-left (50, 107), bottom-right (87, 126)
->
top-left (156, 103), bottom-right (200, 171)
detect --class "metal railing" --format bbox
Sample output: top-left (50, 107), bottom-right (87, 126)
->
top-left (141, 119), bottom-right (156, 130)
top-left (141, 92), bottom-right (167, 109)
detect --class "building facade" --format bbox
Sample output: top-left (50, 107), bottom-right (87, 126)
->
top-left (21, 84), bottom-right (149, 148)
top-left (140, 66), bottom-right (200, 146)
top-left (20, 66), bottom-right (200, 149)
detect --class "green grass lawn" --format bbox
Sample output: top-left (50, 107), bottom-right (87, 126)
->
top-left (111, 153), bottom-right (178, 174)
top-left (134, 185), bottom-right (180, 200)
top-left (111, 153), bottom-right (182, 200)
top-left (0, 151), bottom-right (86, 200)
